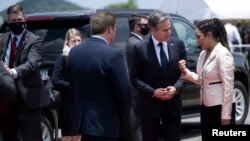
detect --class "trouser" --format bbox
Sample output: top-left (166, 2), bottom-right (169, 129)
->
top-left (201, 103), bottom-right (236, 141)
top-left (2, 99), bottom-right (42, 141)
top-left (84, 135), bottom-right (116, 141)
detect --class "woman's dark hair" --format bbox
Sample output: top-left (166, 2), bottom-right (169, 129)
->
top-left (196, 18), bottom-right (229, 50)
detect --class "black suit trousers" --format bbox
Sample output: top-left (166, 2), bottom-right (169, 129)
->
top-left (201, 103), bottom-right (236, 141)
top-left (140, 103), bottom-right (181, 141)
top-left (84, 135), bottom-right (116, 141)
top-left (3, 98), bottom-right (42, 141)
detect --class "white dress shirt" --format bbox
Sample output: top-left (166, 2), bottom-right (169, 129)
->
top-left (151, 35), bottom-right (169, 65)
top-left (4, 31), bottom-right (25, 79)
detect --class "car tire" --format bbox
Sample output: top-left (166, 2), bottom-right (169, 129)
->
top-left (234, 80), bottom-right (249, 124)
top-left (15, 115), bottom-right (54, 141)
top-left (41, 115), bottom-right (54, 141)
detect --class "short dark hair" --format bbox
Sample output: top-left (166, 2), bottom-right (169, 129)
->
top-left (7, 4), bottom-right (25, 18)
top-left (128, 13), bottom-right (148, 31)
top-left (90, 12), bottom-right (116, 35)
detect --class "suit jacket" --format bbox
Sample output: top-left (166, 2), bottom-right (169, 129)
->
top-left (51, 55), bottom-right (71, 94)
top-left (0, 31), bottom-right (50, 109)
top-left (130, 36), bottom-right (186, 119)
top-left (67, 37), bottom-right (131, 138)
top-left (183, 42), bottom-right (234, 119)
top-left (0, 62), bottom-right (17, 103)
top-left (126, 33), bottom-right (142, 72)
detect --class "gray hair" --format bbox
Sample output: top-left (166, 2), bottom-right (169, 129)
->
top-left (148, 11), bottom-right (170, 29)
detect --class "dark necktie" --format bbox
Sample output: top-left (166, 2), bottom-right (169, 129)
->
top-left (9, 36), bottom-right (17, 68)
top-left (158, 42), bottom-right (168, 75)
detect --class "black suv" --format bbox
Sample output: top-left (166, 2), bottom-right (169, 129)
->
top-left (1, 9), bottom-right (249, 141)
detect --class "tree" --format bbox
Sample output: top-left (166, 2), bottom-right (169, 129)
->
top-left (19, 0), bottom-right (85, 14)
top-left (106, 0), bottom-right (137, 9)
top-left (0, 0), bottom-right (87, 20)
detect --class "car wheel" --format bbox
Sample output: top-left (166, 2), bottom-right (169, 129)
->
top-left (41, 115), bottom-right (53, 141)
top-left (234, 80), bottom-right (249, 124)
top-left (15, 116), bottom-right (53, 141)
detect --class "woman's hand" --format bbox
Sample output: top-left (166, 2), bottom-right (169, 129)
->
top-left (178, 59), bottom-right (187, 75)
top-left (221, 119), bottom-right (230, 125)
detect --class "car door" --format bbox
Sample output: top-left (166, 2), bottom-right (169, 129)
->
top-left (171, 17), bottom-right (201, 115)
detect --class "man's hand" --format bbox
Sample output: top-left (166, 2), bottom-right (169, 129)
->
top-left (153, 87), bottom-right (176, 100)
top-left (6, 67), bottom-right (13, 76)
top-left (153, 88), bottom-right (166, 99)
top-left (161, 86), bottom-right (176, 100)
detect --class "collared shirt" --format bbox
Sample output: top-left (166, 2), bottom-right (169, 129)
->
top-left (4, 30), bottom-right (26, 79)
top-left (92, 35), bottom-right (109, 45)
top-left (131, 32), bottom-right (143, 40)
top-left (224, 23), bottom-right (242, 51)
top-left (151, 35), bottom-right (169, 65)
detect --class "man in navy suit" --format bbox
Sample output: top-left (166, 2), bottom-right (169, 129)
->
top-left (130, 11), bottom-right (186, 141)
top-left (67, 12), bottom-right (131, 141)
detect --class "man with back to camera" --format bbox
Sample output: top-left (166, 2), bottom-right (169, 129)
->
top-left (0, 4), bottom-right (50, 141)
top-left (67, 12), bottom-right (131, 141)
top-left (130, 11), bottom-right (186, 141)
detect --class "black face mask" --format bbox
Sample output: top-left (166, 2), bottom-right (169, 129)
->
top-left (140, 26), bottom-right (149, 35)
top-left (8, 22), bottom-right (26, 35)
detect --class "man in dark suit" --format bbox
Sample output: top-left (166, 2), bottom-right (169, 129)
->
top-left (130, 11), bottom-right (187, 141)
top-left (126, 14), bottom-right (149, 71)
top-left (67, 12), bottom-right (131, 141)
top-left (0, 4), bottom-right (50, 141)
top-left (125, 13), bottom-right (148, 141)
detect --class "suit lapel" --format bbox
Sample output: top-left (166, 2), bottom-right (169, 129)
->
top-left (165, 38), bottom-right (177, 78)
top-left (167, 38), bottom-right (174, 63)
top-left (147, 37), bottom-right (162, 72)
top-left (203, 53), bottom-right (216, 69)
top-left (202, 48), bottom-right (217, 71)
top-left (15, 31), bottom-right (28, 63)
top-left (196, 51), bottom-right (206, 75)
top-left (0, 33), bottom-right (11, 61)
top-left (131, 33), bottom-right (142, 41)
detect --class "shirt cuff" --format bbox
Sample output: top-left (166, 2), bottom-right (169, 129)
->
top-left (11, 68), bottom-right (18, 79)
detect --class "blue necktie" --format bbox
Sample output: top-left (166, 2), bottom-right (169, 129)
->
top-left (158, 42), bottom-right (168, 75)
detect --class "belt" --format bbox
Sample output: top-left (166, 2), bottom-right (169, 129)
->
top-left (209, 81), bottom-right (222, 85)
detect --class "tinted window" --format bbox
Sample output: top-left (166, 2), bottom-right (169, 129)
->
top-left (29, 25), bottom-right (90, 65)
top-left (172, 19), bottom-right (198, 49)
top-left (112, 17), bottom-right (130, 51)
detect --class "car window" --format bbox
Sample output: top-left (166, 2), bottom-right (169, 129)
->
top-left (172, 19), bottom-right (198, 49)
top-left (112, 17), bottom-right (130, 50)
top-left (26, 24), bottom-right (90, 68)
